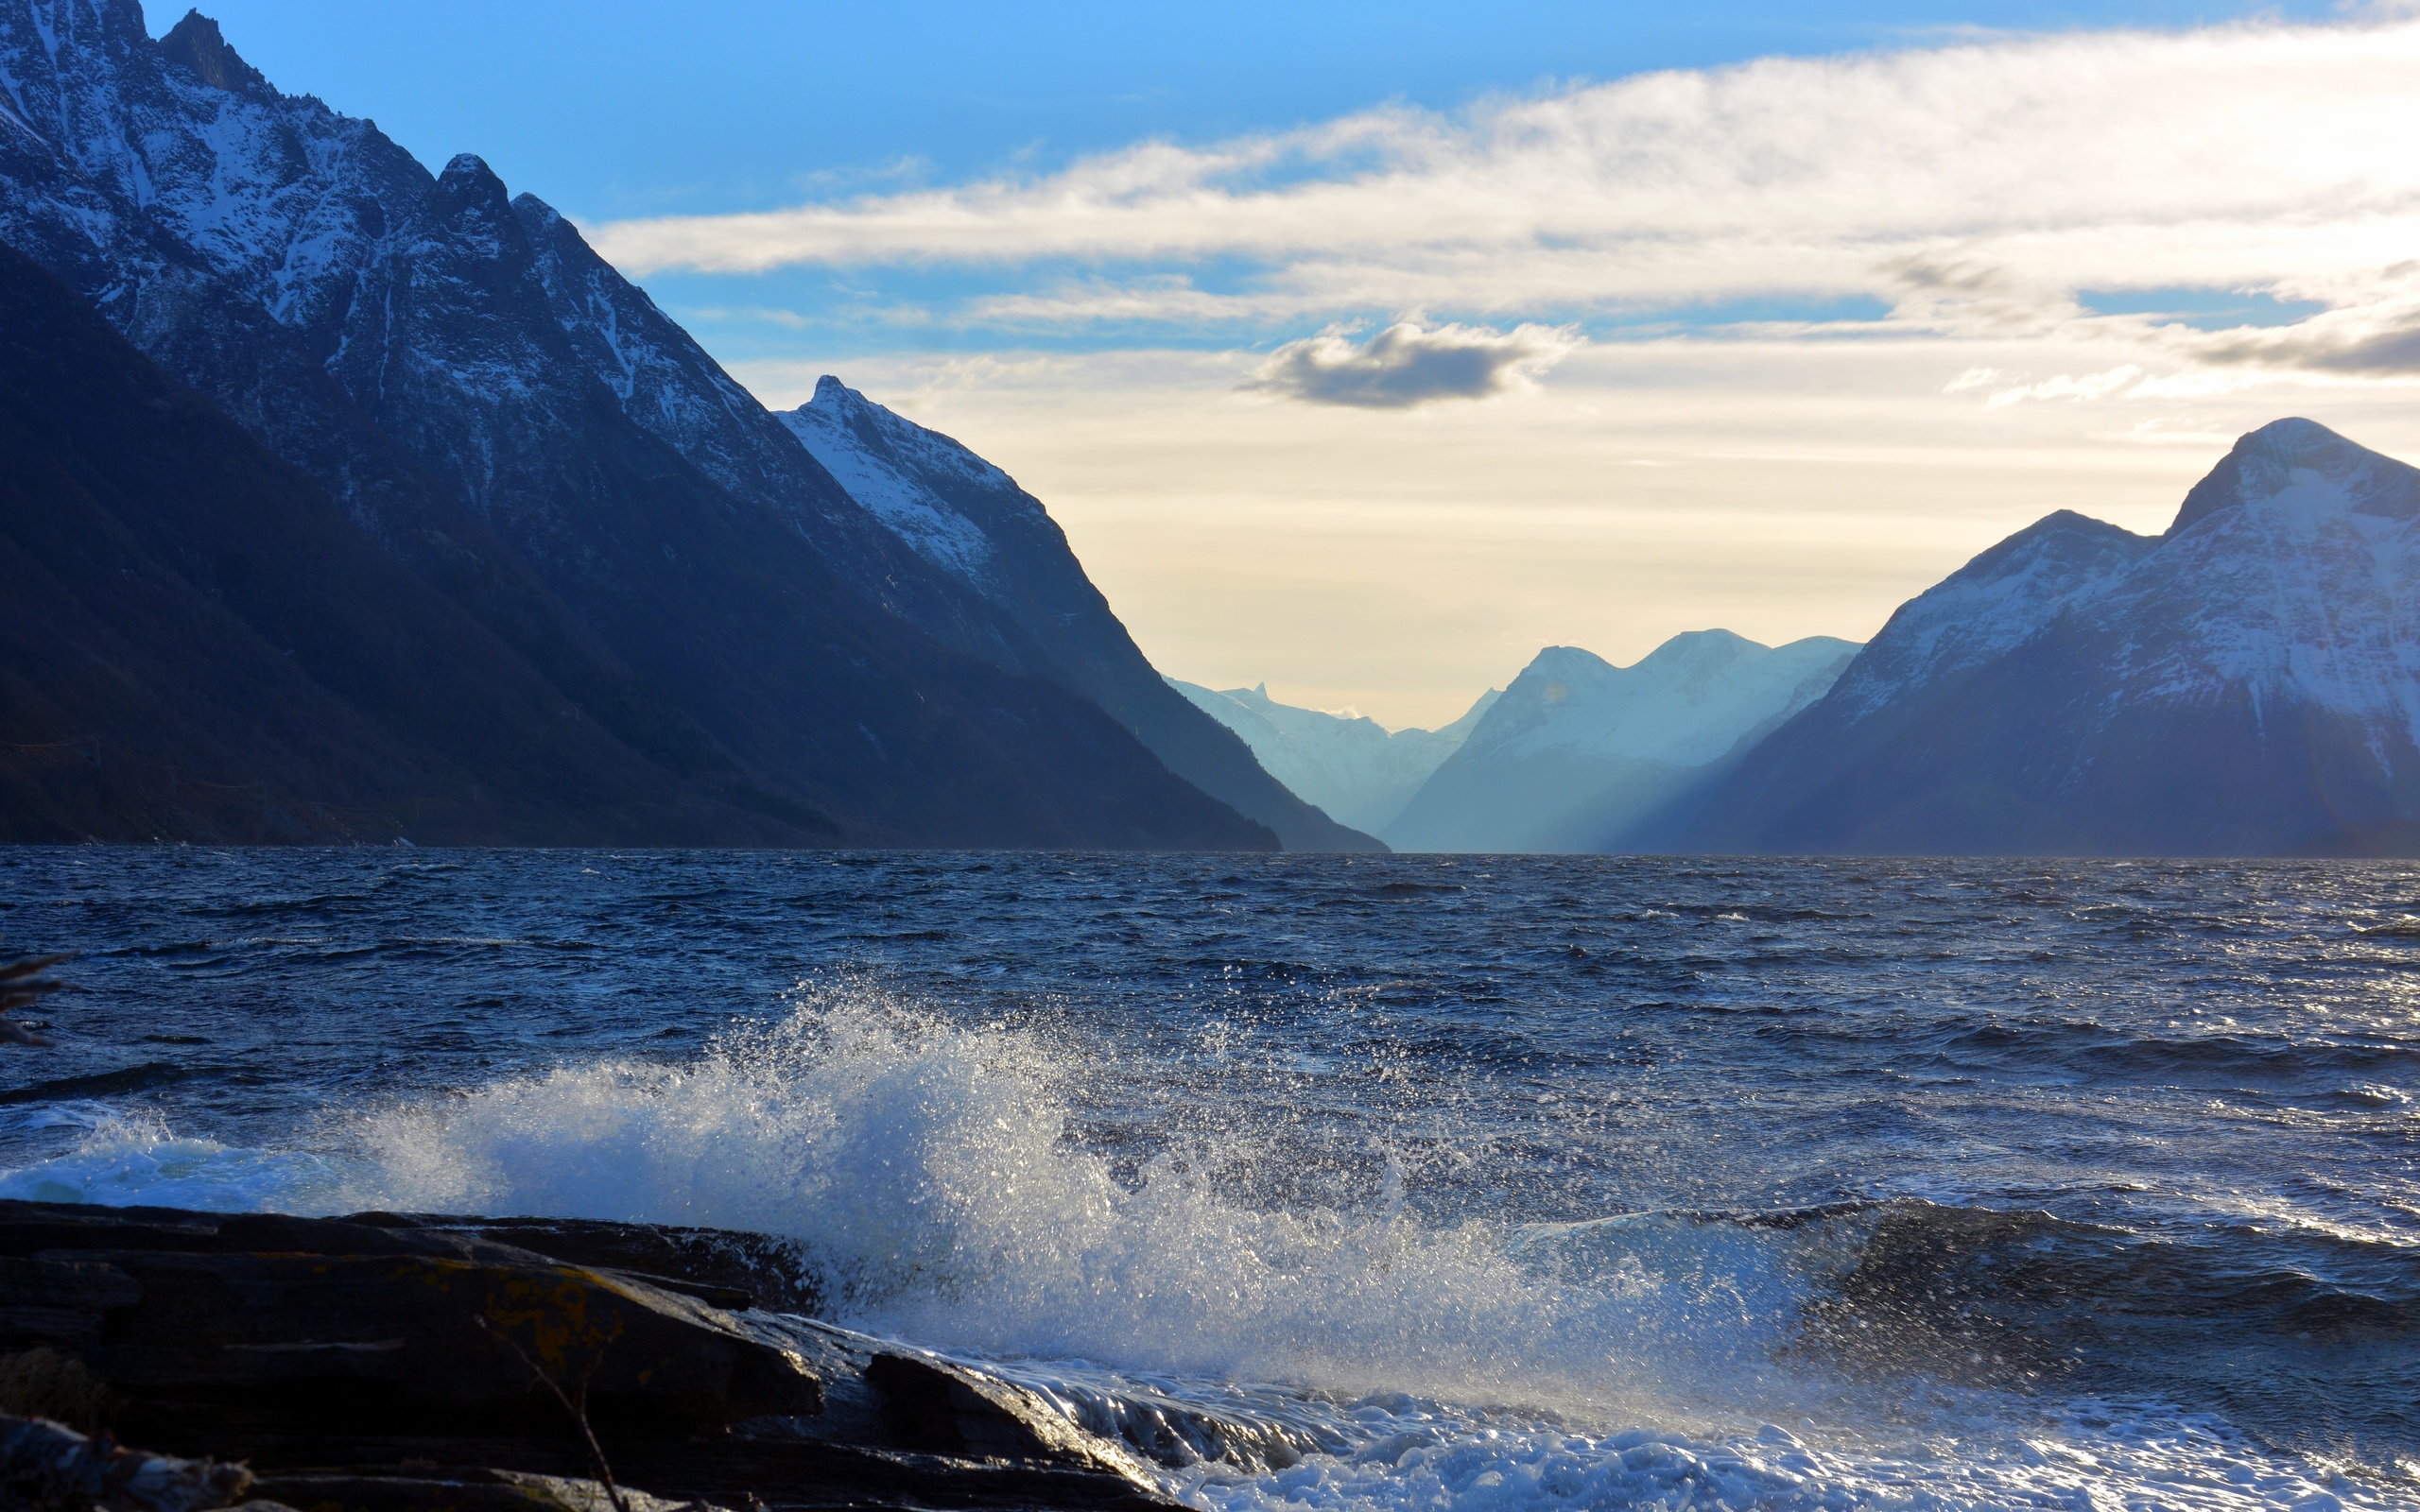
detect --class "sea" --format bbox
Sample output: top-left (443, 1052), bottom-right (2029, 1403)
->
top-left (1, 847), bottom-right (2414, 1510)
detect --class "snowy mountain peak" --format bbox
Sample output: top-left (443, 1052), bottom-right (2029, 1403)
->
top-left (1685, 417), bottom-right (2420, 854)
top-left (1831, 509), bottom-right (2152, 718)
top-left (1629, 627), bottom-right (1766, 679)
top-left (778, 380), bottom-right (1028, 583)
top-left (437, 152), bottom-right (509, 203)
top-left (2170, 417), bottom-right (2420, 537)
top-left (800, 375), bottom-right (1013, 490)
top-left (157, 10), bottom-right (271, 100)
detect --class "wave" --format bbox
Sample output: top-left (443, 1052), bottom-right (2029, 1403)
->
top-left (332, 991), bottom-right (1831, 1424)
top-left (3, 985), bottom-right (2413, 1504)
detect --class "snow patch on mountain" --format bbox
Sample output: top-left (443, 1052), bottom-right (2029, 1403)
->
top-left (1168, 680), bottom-right (1498, 833)
top-left (1679, 419), bottom-right (2420, 856)
top-left (1827, 419), bottom-right (2420, 751)
top-left (778, 376), bottom-right (999, 582)
top-left (1829, 512), bottom-right (2152, 720)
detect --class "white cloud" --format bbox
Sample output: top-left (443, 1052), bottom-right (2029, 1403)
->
top-left (1985, 367), bottom-right (2147, 407)
top-left (649, 14), bottom-right (2420, 722)
top-left (593, 16), bottom-right (2420, 347)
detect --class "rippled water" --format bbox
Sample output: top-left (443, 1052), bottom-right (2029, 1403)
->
top-left (2, 848), bottom-right (2414, 1509)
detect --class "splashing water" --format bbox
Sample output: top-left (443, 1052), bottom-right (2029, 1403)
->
top-left (341, 991), bottom-right (1824, 1426)
top-left (3, 849), bottom-right (2414, 1508)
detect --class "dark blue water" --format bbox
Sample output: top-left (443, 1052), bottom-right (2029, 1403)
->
top-left (3, 849), bottom-right (2415, 1508)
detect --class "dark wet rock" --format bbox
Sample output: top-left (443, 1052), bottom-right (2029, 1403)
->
top-left (354, 1212), bottom-right (821, 1314)
top-left (863, 1349), bottom-right (1151, 1477)
top-left (251, 1468), bottom-right (718, 1512)
top-left (0, 1199), bottom-right (1180, 1512)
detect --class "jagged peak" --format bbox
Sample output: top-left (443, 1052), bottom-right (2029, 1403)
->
top-left (2169, 417), bottom-right (2418, 536)
top-left (431, 153), bottom-right (515, 225)
top-left (158, 10), bottom-right (275, 101)
top-left (794, 375), bottom-right (1014, 490)
top-left (440, 152), bottom-right (502, 187)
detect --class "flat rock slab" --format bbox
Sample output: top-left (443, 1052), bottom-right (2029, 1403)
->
top-left (0, 1199), bottom-right (1184, 1512)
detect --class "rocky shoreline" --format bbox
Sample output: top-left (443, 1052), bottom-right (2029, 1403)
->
top-left (0, 1199), bottom-right (1180, 1511)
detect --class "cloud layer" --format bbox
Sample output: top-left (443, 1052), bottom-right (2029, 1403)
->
top-left (607, 15), bottom-right (2420, 722)
top-left (1246, 321), bottom-right (1579, 407)
top-left (594, 15), bottom-right (2420, 357)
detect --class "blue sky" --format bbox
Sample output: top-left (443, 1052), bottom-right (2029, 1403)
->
top-left (178, 1), bottom-right (2420, 726)
top-left (185, 1), bottom-right (2332, 221)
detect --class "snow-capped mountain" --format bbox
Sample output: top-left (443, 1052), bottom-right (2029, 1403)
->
top-left (1685, 419), bottom-right (2420, 855)
top-left (1167, 680), bottom-right (1500, 834)
top-left (1387, 631), bottom-right (1859, 852)
top-left (780, 377), bottom-right (1381, 850)
top-left (0, 2), bottom-right (1283, 849)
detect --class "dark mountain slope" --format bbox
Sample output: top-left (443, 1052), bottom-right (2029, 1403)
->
top-left (0, 242), bottom-right (809, 843)
top-left (783, 378), bottom-right (1384, 851)
top-left (1680, 421), bottom-right (2420, 856)
top-left (0, 1), bottom-right (1275, 850)
top-left (0, 246), bottom-right (1269, 848)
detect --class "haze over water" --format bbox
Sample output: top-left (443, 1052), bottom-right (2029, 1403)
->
top-left (2, 848), bottom-right (2414, 1508)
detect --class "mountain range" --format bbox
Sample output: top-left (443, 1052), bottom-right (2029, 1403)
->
top-left (1679, 418), bottom-right (2420, 856)
top-left (0, 2), bottom-right (1368, 849)
top-left (1181, 635), bottom-right (1858, 852)
top-left (1167, 680), bottom-right (1499, 834)
top-left (1387, 632), bottom-right (1859, 851)
top-left (1197, 421), bottom-right (2420, 857)
top-left (9, 9), bottom-right (2418, 857)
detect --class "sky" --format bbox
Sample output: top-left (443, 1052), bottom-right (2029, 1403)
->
top-left (182, 0), bottom-right (2420, 728)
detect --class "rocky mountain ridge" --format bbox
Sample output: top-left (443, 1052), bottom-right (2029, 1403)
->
top-left (0, 1), bottom-right (1308, 848)
top-left (1683, 418), bottom-right (2420, 855)
top-left (1166, 679), bottom-right (1499, 835)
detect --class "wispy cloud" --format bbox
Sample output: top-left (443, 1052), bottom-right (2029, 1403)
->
top-left (590, 16), bottom-right (2420, 350)
top-left (1245, 320), bottom-right (1580, 407)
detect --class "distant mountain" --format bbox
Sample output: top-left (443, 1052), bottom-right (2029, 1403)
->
top-left (780, 379), bottom-right (1383, 851)
top-left (0, 2), bottom-right (1280, 849)
top-left (1682, 419), bottom-right (2420, 856)
top-left (1167, 680), bottom-right (1499, 833)
top-left (1387, 632), bottom-right (1859, 852)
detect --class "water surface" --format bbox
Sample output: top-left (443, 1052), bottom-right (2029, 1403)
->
top-left (3, 850), bottom-right (2413, 1508)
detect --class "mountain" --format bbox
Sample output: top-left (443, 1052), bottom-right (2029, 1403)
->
top-left (1167, 679), bottom-right (1499, 834)
top-left (0, 243), bottom-right (1270, 847)
top-left (1386, 631), bottom-right (1859, 852)
top-left (1682, 419), bottom-right (2420, 856)
top-left (0, 2), bottom-right (1277, 849)
top-left (0, 240), bottom-right (792, 843)
top-left (779, 378), bottom-right (1383, 850)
